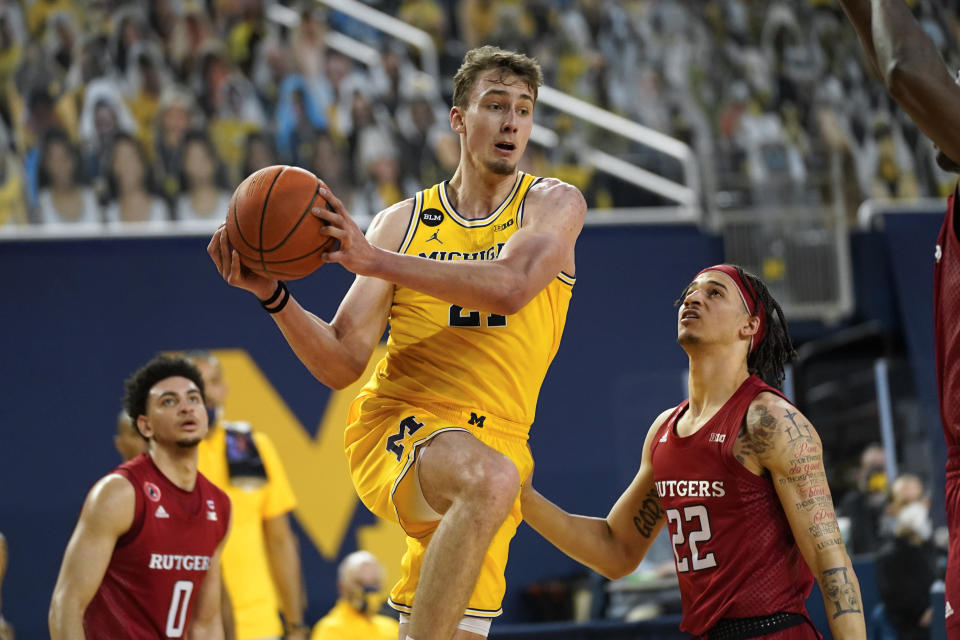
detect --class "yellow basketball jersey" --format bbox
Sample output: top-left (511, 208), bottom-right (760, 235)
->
top-left (359, 172), bottom-right (575, 430)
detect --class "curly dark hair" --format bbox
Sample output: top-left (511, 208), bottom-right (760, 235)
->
top-left (123, 356), bottom-right (206, 438)
top-left (676, 265), bottom-right (796, 389)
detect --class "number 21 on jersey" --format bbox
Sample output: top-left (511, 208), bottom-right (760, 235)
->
top-left (666, 505), bottom-right (717, 572)
top-left (449, 305), bottom-right (506, 328)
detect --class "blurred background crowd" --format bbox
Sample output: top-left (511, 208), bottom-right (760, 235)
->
top-left (1, 0), bottom-right (959, 231)
top-left (1, 1), bottom-right (958, 637)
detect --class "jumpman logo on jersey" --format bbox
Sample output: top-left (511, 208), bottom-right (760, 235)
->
top-left (936, 244), bottom-right (943, 263)
top-left (426, 231), bottom-right (443, 244)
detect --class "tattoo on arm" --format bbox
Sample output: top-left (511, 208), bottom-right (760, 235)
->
top-left (808, 521), bottom-right (840, 538)
top-left (745, 405), bottom-right (778, 454)
top-left (632, 488), bottom-right (664, 538)
top-left (733, 424), bottom-right (756, 465)
top-left (816, 537), bottom-right (844, 551)
top-left (821, 567), bottom-right (862, 618)
top-left (761, 405), bottom-right (830, 509)
top-left (788, 436), bottom-right (827, 511)
top-left (783, 409), bottom-right (813, 443)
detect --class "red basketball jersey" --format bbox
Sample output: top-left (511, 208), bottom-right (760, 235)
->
top-left (935, 187), bottom-right (960, 446)
top-left (934, 185), bottom-right (960, 633)
top-left (650, 376), bottom-right (814, 636)
top-left (83, 454), bottom-right (231, 639)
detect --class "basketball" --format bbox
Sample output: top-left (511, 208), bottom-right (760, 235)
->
top-left (225, 165), bottom-right (338, 280)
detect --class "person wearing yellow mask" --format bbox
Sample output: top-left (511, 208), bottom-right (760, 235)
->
top-left (310, 551), bottom-right (397, 640)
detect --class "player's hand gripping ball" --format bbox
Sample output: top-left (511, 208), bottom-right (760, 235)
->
top-left (225, 165), bottom-right (338, 280)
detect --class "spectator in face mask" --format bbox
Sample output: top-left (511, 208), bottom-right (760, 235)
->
top-left (837, 443), bottom-right (888, 554)
top-left (310, 551), bottom-right (398, 640)
top-left (876, 482), bottom-right (936, 640)
top-left (883, 473), bottom-right (926, 536)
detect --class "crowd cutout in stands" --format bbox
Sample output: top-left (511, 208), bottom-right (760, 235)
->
top-left (0, 0), bottom-right (958, 230)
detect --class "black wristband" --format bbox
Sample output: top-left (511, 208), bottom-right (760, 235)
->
top-left (261, 282), bottom-right (290, 313)
top-left (259, 281), bottom-right (284, 307)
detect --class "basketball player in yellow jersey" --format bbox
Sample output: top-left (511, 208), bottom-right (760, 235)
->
top-left (208, 46), bottom-right (585, 640)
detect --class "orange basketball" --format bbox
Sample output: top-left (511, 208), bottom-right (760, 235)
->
top-left (225, 165), bottom-right (337, 280)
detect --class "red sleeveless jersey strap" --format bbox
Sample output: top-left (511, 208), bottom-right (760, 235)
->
top-left (717, 376), bottom-right (788, 436)
top-left (113, 465), bottom-right (145, 548)
top-left (717, 377), bottom-right (790, 469)
top-left (650, 402), bottom-right (687, 458)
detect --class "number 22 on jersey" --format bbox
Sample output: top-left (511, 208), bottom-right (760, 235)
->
top-left (666, 505), bottom-right (718, 573)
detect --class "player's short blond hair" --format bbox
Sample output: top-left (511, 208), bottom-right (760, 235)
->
top-left (452, 46), bottom-right (542, 109)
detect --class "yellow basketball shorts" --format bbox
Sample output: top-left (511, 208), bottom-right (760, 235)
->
top-left (344, 393), bottom-right (533, 618)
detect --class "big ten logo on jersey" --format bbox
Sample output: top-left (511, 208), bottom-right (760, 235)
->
top-left (210, 349), bottom-right (406, 593)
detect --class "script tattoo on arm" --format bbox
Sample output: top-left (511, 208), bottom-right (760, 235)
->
top-left (821, 567), bottom-right (862, 618)
top-left (775, 411), bottom-right (839, 544)
top-left (751, 400), bottom-right (843, 549)
top-left (632, 488), bottom-right (664, 539)
top-left (753, 398), bottom-right (867, 635)
top-left (782, 416), bottom-right (832, 518)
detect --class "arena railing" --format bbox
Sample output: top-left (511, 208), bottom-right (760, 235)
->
top-left (314, 0), bottom-right (703, 224)
top-left (0, 220), bottom-right (223, 241)
top-left (857, 196), bottom-right (948, 230)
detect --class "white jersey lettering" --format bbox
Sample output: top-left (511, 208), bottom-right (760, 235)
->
top-left (656, 480), bottom-right (726, 499)
top-left (148, 553), bottom-right (212, 571)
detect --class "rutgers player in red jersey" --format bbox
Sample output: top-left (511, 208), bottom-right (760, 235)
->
top-left (523, 265), bottom-right (866, 639)
top-left (49, 356), bottom-right (231, 639)
top-left (837, 1), bottom-right (960, 635)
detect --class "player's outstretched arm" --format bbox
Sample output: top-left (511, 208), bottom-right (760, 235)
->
top-left (207, 201), bottom-right (409, 389)
top-left (521, 410), bottom-right (670, 579)
top-left (188, 513), bottom-right (231, 640)
top-left (49, 475), bottom-right (135, 640)
top-left (314, 179), bottom-right (586, 315)
top-left (839, 0), bottom-right (960, 165)
top-left (745, 394), bottom-right (867, 640)
top-left (836, 0), bottom-right (882, 76)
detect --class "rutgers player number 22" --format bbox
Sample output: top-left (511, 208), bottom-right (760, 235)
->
top-left (666, 505), bottom-right (717, 573)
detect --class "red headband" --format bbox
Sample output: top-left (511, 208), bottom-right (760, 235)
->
top-left (695, 264), bottom-right (767, 353)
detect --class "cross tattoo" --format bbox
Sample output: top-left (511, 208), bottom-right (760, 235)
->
top-left (784, 409), bottom-right (812, 442)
